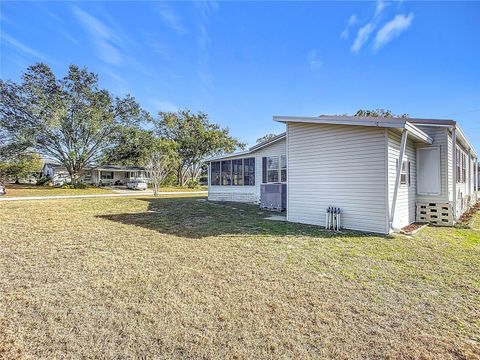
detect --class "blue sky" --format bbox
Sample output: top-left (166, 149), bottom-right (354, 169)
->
top-left (1, 1), bottom-right (479, 149)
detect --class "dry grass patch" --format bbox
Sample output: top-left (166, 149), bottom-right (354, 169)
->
top-left (0, 195), bottom-right (479, 359)
top-left (3, 184), bottom-right (114, 197)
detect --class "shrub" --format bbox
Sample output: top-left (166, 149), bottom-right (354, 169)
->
top-left (185, 178), bottom-right (200, 189)
top-left (36, 176), bottom-right (51, 186)
top-left (60, 182), bottom-right (91, 189)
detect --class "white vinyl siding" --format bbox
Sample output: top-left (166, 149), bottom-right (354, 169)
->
top-left (287, 123), bottom-right (389, 234)
top-left (387, 130), bottom-right (416, 230)
top-left (452, 142), bottom-right (472, 217)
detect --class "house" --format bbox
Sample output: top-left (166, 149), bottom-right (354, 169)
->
top-left (206, 115), bottom-right (479, 234)
top-left (42, 163), bottom-right (148, 186)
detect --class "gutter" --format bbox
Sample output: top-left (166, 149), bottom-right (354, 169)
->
top-left (452, 127), bottom-right (457, 220)
top-left (389, 128), bottom-right (408, 232)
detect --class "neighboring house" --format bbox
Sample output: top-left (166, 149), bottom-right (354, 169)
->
top-left (206, 115), bottom-right (479, 234)
top-left (42, 163), bottom-right (148, 186)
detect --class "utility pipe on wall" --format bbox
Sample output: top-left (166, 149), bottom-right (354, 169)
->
top-left (390, 128), bottom-right (408, 231)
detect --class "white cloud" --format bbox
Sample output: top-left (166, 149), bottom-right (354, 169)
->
top-left (150, 99), bottom-right (179, 113)
top-left (155, 4), bottom-right (186, 34)
top-left (373, 13), bottom-right (414, 50)
top-left (375, 0), bottom-right (389, 17)
top-left (71, 5), bottom-right (124, 65)
top-left (340, 14), bottom-right (358, 39)
top-left (307, 50), bottom-right (323, 70)
top-left (351, 23), bottom-right (375, 53)
top-left (349, 14), bottom-right (358, 26)
top-left (1, 32), bottom-right (48, 60)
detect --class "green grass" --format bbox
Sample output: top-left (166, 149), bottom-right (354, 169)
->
top-left (1, 195), bottom-right (479, 359)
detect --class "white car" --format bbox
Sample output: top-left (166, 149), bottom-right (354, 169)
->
top-left (127, 180), bottom-right (148, 191)
top-left (0, 183), bottom-right (5, 196)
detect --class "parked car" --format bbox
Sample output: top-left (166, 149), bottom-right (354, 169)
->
top-left (0, 183), bottom-right (5, 196)
top-left (127, 179), bottom-right (148, 191)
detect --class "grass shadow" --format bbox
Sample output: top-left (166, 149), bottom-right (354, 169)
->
top-left (97, 197), bottom-right (389, 239)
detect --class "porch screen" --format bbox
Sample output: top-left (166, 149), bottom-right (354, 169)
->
top-left (417, 147), bottom-right (440, 195)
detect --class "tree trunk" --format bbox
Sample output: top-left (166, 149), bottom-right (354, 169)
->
top-left (177, 166), bottom-right (184, 187)
top-left (70, 171), bottom-right (80, 185)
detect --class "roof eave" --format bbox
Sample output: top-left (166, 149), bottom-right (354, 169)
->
top-left (405, 122), bottom-right (433, 144)
top-left (455, 124), bottom-right (477, 158)
top-left (273, 115), bottom-right (407, 128)
top-left (204, 150), bottom-right (252, 163)
top-left (273, 116), bottom-right (433, 144)
top-left (248, 132), bottom-right (286, 152)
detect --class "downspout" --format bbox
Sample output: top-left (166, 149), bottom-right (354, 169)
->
top-left (476, 158), bottom-right (479, 193)
top-left (389, 128), bottom-right (408, 231)
top-left (452, 127), bottom-right (457, 220)
top-left (468, 148), bottom-right (471, 198)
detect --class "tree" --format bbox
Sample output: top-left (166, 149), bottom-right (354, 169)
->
top-left (103, 127), bottom-right (158, 166)
top-left (0, 63), bottom-right (148, 184)
top-left (256, 133), bottom-right (278, 144)
top-left (0, 153), bottom-right (43, 183)
top-left (155, 109), bottom-right (245, 186)
top-left (354, 109), bottom-right (409, 118)
top-left (147, 152), bottom-right (173, 196)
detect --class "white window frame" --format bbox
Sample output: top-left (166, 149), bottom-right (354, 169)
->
top-left (264, 155), bottom-right (287, 184)
top-left (396, 159), bottom-right (410, 187)
top-left (266, 156), bottom-right (279, 183)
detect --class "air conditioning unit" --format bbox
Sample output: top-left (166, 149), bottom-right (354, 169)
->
top-left (260, 183), bottom-right (286, 211)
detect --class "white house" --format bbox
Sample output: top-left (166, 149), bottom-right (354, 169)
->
top-left (42, 164), bottom-right (148, 186)
top-left (206, 115), bottom-right (478, 234)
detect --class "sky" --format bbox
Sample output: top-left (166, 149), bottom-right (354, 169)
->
top-left (1, 1), bottom-right (479, 149)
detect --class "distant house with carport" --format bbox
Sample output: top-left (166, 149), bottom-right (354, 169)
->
top-left (42, 163), bottom-right (148, 186)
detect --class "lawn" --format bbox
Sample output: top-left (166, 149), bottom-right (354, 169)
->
top-left (2, 184), bottom-right (206, 198)
top-left (2, 184), bottom-right (115, 197)
top-left (0, 195), bottom-right (479, 359)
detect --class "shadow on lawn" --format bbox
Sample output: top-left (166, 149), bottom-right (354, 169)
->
top-left (97, 197), bottom-right (386, 239)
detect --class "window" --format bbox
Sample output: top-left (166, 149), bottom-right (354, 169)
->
top-left (211, 158), bottom-right (255, 186)
top-left (397, 159), bottom-right (410, 186)
top-left (101, 171), bottom-right (114, 180)
top-left (243, 158), bottom-right (255, 186)
top-left (125, 172), bottom-right (130, 178)
top-left (221, 160), bottom-right (232, 185)
top-left (211, 162), bottom-right (220, 185)
top-left (456, 148), bottom-right (467, 183)
top-left (262, 155), bottom-right (287, 183)
top-left (232, 159), bottom-right (243, 185)
top-left (267, 156), bottom-right (279, 182)
top-left (281, 155), bottom-right (287, 182)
